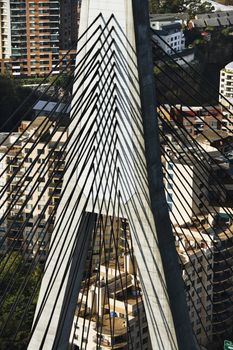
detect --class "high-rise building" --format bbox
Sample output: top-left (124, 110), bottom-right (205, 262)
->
top-left (7, 0), bottom-right (60, 77)
top-left (0, 0), bottom-right (11, 60)
top-left (219, 62), bottom-right (233, 101)
top-left (219, 62), bottom-right (233, 132)
top-left (0, 0), bottom-right (80, 77)
top-left (60, 0), bottom-right (81, 50)
top-left (176, 229), bottom-right (213, 347)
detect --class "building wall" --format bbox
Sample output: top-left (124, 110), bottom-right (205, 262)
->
top-left (0, 0), bottom-right (11, 59)
top-left (0, 118), bottom-right (67, 260)
top-left (219, 63), bottom-right (233, 101)
top-left (6, 0), bottom-right (60, 77)
top-left (72, 257), bottom-right (151, 350)
top-left (151, 18), bottom-right (185, 55)
top-left (59, 0), bottom-right (81, 50)
top-left (178, 241), bottom-right (213, 347)
top-left (165, 159), bottom-right (209, 226)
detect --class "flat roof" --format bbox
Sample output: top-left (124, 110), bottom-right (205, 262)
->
top-left (33, 100), bottom-right (71, 114)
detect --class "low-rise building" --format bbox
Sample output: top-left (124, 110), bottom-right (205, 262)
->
top-left (151, 15), bottom-right (185, 55)
top-left (159, 105), bottom-right (224, 137)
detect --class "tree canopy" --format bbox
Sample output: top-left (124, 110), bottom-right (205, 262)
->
top-left (0, 252), bottom-right (42, 349)
top-left (149, 0), bottom-right (215, 16)
top-left (0, 78), bottom-right (38, 132)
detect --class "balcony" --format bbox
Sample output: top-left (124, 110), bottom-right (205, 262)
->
top-left (213, 281), bottom-right (233, 293)
top-left (213, 310), bottom-right (233, 324)
top-left (214, 270), bottom-right (233, 282)
top-left (93, 335), bottom-right (127, 349)
top-left (214, 261), bottom-right (232, 272)
top-left (94, 315), bottom-right (127, 337)
top-left (213, 300), bottom-right (233, 313)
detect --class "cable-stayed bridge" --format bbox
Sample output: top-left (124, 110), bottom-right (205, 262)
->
top-left (0, 1), bottom-right (233, 350)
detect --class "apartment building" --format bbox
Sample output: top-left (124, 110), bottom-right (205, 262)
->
top-left (72, 254), bottom-right (151, 350)
top-left (176, 213), bottom-right (233, 346)
top-left (219, 62), bottom-right (233, 101)
top-left (164, 142), bottom-right (233, 345)
top-left (164, 151), bottom-right (210, 226)
top-left (85, 216), bottom-right (125, 273)
top-left (150, 15), bottom-right (185, 55)
top-left (219, 62), bottom-right (233, 132)
top-left (10, 0), bottom-right (60, 76)
top-left (176, 228), bottom-right (213, 347)
top-left (0, 0), bottom-right (79, 77)
top-left (0, 116), bottom-right (67, 261)
top-left (0, 0), bottom-right (11, 59)
top-left (60, 0), bottom-right (81, 50)
top-left (212, 221), bottom-right (233, 342)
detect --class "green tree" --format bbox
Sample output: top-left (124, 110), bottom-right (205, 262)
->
top-left (149, 0), bottom-right (160, 12)
top-left (0, 252), bottom-right (42, 349)
top-left (0, 78), bottom-right (38, 132)
top-left (186, 0), bottom-right (215, 17)
top-left (157, 0), bottom-right (185, 13)
top-left (150, 0), bottom-right (215, 16)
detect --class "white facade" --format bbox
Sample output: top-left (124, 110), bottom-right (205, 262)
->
top-left (0, 118), bottom-right (67, 259)
top-left (219, 62), bottom-right (233, 102)
top-left (0, 0), bottom-right (11, 59)
top-left (151, 17), bottom-right (185, 55)
top-left (176, 229), bottom-right (213, 347)
top-left (220, 95), bottom-right (233, 132)
top-left (164, 155), bottom-right (209, 226)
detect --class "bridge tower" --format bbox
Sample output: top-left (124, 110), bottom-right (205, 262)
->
top-left (28, 1), bottom-right (196, 349)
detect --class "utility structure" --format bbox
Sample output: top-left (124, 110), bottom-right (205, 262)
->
top-left (27, 1), bottom-right (196, 349)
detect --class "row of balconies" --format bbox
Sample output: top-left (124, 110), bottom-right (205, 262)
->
top-left (212, 320), bottom-right (233, 335)
top-left (213, 299), bottom-right (233, 313)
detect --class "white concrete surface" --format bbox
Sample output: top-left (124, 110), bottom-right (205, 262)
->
top-left (28, 1), bottom-right (179, 349)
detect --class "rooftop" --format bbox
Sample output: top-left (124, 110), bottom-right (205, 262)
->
top-left (196, 129), bottom-right (229, 144)
top-left (99, 314), bottom-right (127, 336)
top-left (225, 61), bottom-right (233, 70)
top-left (33, 100), bottom-right (71, 114)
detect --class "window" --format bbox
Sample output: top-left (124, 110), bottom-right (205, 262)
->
top-left (168, 182), bottom-right (173, 190)
top-left (168, 162), bottom-right (174, 171)
top-left (167, 173), bottom-right (173, 181)
top-left (168, 202), bottom-right (173, 211)
top-left (167, 193), bottom-right (173, 202)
